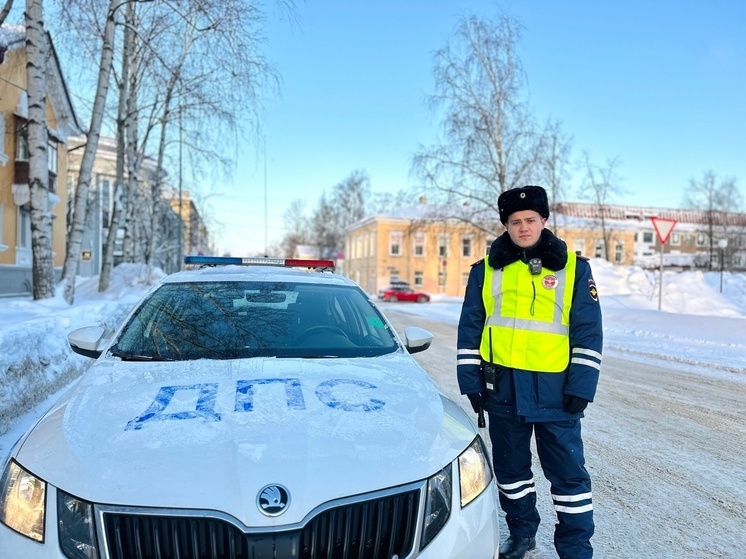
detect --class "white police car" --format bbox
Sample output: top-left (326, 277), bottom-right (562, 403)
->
top-left (0, 257), bottom-right (499, 558)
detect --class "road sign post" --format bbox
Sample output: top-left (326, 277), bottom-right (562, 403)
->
top-left (650, 217), bottom-right (678, 311)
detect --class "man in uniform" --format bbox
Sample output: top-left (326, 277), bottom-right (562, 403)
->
top-left (457, 185), bottom-right (603, 559)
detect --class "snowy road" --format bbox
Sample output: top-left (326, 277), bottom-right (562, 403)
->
top-left (386, 308), bottom-right (746, 559)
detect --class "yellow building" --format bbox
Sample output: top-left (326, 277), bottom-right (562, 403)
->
top-left (163, 189), bottom-right (212, 260)
top-left (345, 199), bottom-right (495, 297)
top-left (345, 199), bottom-right (746, 297)
top-left (0, 26), bottom-right (83, 295)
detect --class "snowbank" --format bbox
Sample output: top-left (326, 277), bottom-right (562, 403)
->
top-left (0, 264), bottom-right (165, 435)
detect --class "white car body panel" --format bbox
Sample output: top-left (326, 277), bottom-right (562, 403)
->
top-left (15, 355), bottom-right (471, 527)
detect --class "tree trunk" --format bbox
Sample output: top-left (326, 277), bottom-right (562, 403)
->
top-left (0, 0), bottom-right (14, 26)
top-left (26, 0), bottom-right (55, 300)
top-left (99, 0), bottom-right (133, 293)
top-left (61, 0), bottom-right (119, 304)
top-left (125, 4), bottom-right (147, 269)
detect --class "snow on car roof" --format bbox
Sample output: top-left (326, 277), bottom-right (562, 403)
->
top-left (162, 264), bottom-right (354, 286)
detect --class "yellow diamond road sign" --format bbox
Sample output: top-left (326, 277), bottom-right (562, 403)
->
top-left (651, 217), bottom-right (677, 244)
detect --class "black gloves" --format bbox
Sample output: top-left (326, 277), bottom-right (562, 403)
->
top-left (467, 392), bottom-right (487, 414)
top-left (563, 395), bottom-right (590, 414)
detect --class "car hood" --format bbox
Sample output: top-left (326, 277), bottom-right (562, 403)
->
top-left (15, 354), bottom-right (475, 527)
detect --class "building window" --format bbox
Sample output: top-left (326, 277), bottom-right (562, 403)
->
top-left (670, 232), bottom-right (680, 246)
top-left (573, 238), bottom-right (586, 256)
top-left (0, 203), bottom-right (5, 249)
top-left (18, 206), bottom-right (31, 249)
top-left (48, 141), bottom-right (57, 173)
top-left (462, 272), bottom-right (469, 288)
top-left (16, 124), bottom-right (29, 161)
top-left (438, 234), bottom-right (448, 258)
top-left (461, 235), bottom-right (472, 258)
top-left (614, 241), bottom-right (624, 263)
top-left (414, 271), bottom-right (423, 287)
top-left (643, 231), bottom-right (654, 243)
top-left (594, 240), bottom-right (605, 259)
top-left (389, 231), bottom-right (402, 256)
top-left (485, 239), bottom-right (494, 255)
top-left (696, 233), bottom-right (707, 246)
top-left (0, 113), bottom-right (7, 165)
top-left (101, 178), bottom-right (111, 229)
top-left (438, 270), bottom-right (446, 286)
top-left (414, 231), bottom-right (425, 257)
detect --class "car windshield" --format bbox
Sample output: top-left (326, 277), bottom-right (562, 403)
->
top-left (110, 281), bottom-right (400, 361)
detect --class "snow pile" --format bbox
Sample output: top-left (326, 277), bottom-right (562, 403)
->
top-left (590, 258), bottom-right (746, 317)
top-left (0, 264), bottom-right (165, 434)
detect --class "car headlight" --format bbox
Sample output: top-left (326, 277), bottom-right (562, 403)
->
top-left (420, 463), bottom-right (452, 551)
top-left (0, 459), bottom-right (47, 542)
top-left (57, 490), bottom-right (99, 559)
top-left (458, 435), bottom-right (493, 507)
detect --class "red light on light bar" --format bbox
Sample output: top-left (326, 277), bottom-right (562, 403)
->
top-left (284, 259), bottom-right (335, 269)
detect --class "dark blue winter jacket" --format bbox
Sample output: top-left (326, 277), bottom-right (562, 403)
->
top-left (457, 229), bottom-right (603, 422)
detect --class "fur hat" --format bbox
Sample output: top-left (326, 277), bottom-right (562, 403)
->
top-left (498, 185), bottom-right (550, 224)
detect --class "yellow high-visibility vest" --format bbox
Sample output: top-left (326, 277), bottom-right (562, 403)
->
top-left (480, 252), bottom-right (576, 372)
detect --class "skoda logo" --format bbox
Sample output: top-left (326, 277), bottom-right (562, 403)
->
top-left (257, 484), bottom-right (290, 517)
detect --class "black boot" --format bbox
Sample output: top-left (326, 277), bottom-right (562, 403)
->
top-left (498, 535), bottom-right (536, 559)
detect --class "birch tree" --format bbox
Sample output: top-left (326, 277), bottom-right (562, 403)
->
top-left (25, 0), bottom-right (55, 299)
top-left (411, 13), bottom-right (553, 235)
top-left (579, 152), bottom-right (624, 261)
top-left (0, 0), bottom-right (14, 26)
top-left (59, 0), bottom-right (119, 304)
top-left (98, 0), bottom-right (134, 292)
top-left (683, 170), bottom-right (743, 267)
top-left (540, 120), bottom-right (573, 232)
top-left (280, 199), bottom-right (311, 258)
top-left (57, 0), bottom-right (287, 300)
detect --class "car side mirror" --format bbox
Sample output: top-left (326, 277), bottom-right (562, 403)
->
top-left (403, 326), bottom-right (432, 354)
top-left (68, 326), bottom-right (108, 359)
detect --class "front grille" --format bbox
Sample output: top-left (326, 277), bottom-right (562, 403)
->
top-left (102, 489), bottom-right (420, 559)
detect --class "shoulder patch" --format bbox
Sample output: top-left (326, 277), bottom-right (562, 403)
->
top-left (471, 258), bottom-right (484, 268)
top-left (588, 278), bottom-right (599, 301)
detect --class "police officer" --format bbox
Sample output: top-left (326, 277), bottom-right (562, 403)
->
top-left (457, 185), bottom-right (602, 559)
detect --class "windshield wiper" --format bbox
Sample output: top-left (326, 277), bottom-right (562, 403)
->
top-left (110, 350), bottom-right (176, 362)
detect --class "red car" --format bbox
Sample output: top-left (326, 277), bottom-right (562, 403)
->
top-left (379, 285), bottom-right (431, 303)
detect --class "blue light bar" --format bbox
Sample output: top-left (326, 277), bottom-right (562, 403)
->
top-left (184, 256), bottom-right (243, 265)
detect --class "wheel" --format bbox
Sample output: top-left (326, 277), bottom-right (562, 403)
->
top-left (417, 295), bottom-right (428, 303)
top-left (295, 325), bottom-right (349, 344)
top-left (390, 295), bottom-right (398, 302)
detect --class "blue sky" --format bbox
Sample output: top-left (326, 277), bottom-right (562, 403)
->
top-left (197, 1), bottom-right (746, 256)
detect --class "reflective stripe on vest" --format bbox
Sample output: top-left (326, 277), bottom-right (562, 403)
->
top-left (481, 252), bottom-right (576, 373)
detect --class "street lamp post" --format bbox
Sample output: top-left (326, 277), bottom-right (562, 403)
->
top-left (717, 238), bottom-right (728, 293)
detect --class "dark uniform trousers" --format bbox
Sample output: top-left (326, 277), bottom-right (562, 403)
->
top-left (488, 414), bottom-right (594, 559)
